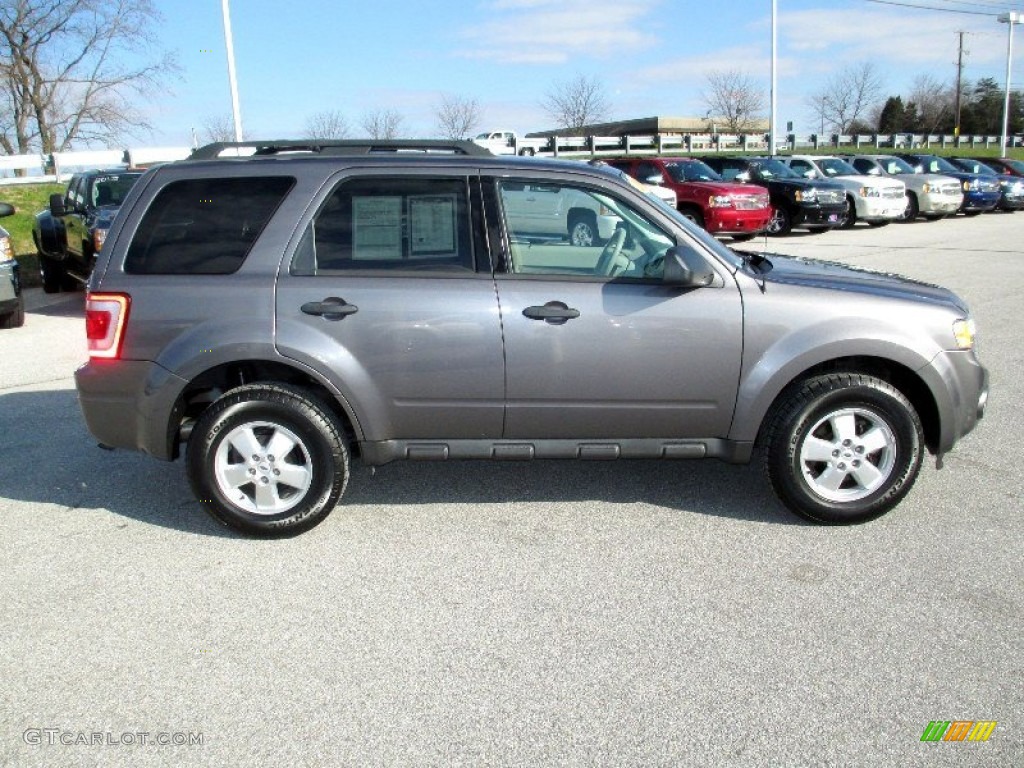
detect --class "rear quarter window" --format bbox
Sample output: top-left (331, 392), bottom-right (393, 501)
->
top-left (125, 177), bottom-right (294, 274)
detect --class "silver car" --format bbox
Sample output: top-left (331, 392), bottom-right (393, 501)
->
top-left (73, 140), bottom-right (989, 536)
top-left (851, 155), bottom-right (963, 221)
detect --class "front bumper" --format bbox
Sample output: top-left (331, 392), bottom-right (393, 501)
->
top-left (961, 191), bottom-right (1000, 212)
top-left (918, 192), bottom-right (962, 215)
top-left (857, 196), bottom-right (906, 221)
top-left (792, 202), bottom-right (846, 228)
top-left (706, 207), bottom-right (773, 234)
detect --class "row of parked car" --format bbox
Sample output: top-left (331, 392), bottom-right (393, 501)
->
top-left (607, 153), bottom-right (1024, 240)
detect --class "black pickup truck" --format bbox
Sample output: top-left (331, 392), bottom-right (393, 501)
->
top-left (33, 169), bottom-right (142, 292)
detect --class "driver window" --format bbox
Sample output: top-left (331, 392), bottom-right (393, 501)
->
top-left (497, 179), bottom-right (672, 281)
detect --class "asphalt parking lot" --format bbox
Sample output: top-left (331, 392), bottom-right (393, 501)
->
top-left (1, 213), bottom-right (1021, 767)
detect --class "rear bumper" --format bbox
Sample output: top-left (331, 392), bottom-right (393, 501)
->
top-left (75, 359), bottom-right (188, 460)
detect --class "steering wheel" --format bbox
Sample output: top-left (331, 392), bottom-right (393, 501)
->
top-left (594, 227), bottom-right (627, 276)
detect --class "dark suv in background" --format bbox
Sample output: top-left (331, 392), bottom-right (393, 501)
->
top-left (896, 154), bottom-right (1000, 216)
top-left (74, 140), bottom-right (988, 536)
top-left (699, 156), bottom-right (847, 235)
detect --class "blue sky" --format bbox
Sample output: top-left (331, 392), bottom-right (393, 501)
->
top-left (143, 0), bottom-right (1023, 146)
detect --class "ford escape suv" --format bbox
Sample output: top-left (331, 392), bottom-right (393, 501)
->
top-left (75, 140), bottom-right (988, 536)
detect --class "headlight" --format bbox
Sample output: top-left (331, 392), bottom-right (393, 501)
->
top-left (921, 182), bottom-right (931, 194)
top-left (953, 318), bottom-right (976, 350)
top-left (709, 195), bottom-right (733, 208)
top-left (860, 186), bottom-right (882, 197)
top-left (795, 188), bottom-right (817, 202)
top-left (962, 180), bottom-right (974, 192)
top-left (0, 235), bottom-right (12, 263)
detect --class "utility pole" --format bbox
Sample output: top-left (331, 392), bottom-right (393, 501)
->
top-left (954, 30), bottom-right (967, 140)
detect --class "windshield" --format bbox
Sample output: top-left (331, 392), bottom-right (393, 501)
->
top-left (90, 173), bottom-right (142, 207)
top-left (916, 156), bottom-right (959, 174)
top-left (878, 157), bottom-right (915, 175)
top-left (817, 158), bottom-right (859, 177)
top-left (952, 159), bottom-right (996, 177)
top-left (664, 160), bottom-right (723, 183)
top-left (749, 159), bottom-right (800, 179)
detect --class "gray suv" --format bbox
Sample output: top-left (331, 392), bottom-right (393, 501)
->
top-left (75, 140), bottom-right (989, 536)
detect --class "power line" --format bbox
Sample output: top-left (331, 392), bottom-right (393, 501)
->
top-left (862, 0), bottom-right (1012, 15)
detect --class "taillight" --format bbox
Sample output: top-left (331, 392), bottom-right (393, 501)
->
top-left (85, 292), bottom-right (130, 359)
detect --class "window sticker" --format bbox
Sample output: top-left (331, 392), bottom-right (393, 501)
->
top-left (409, 194), bottom-right (456, 256)
top-left (353, 196), bottom-right (402, 260)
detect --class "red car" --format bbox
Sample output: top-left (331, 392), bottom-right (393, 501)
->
top-left (608, 157), bottom-right (772, 240)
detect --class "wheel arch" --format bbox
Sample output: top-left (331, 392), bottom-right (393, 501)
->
top-left (752, 355), bottom-right (941, 454)
top-left (171, 358), bottom-right (362, 460)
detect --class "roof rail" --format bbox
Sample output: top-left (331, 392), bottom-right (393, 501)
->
top-left (188, 139), bottom-right (494, 160)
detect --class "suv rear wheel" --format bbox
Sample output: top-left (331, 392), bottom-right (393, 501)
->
top-left (567, 212), bottom-right (602, 247)
top-left (764, 373), bottom-right (923, 524)
top-left (187, 383), bottom-right (349, 536)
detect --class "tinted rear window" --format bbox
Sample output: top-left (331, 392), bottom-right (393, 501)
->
top-left (125, 177), bottom-right (294, 274)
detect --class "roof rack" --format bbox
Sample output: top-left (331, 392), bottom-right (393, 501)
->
top-left (188, 139), bottom-right (494, 160)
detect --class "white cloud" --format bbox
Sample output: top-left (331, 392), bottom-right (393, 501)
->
top-left (457, 0), bottom-right (662, 64)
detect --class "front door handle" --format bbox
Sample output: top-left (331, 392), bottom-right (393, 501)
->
top-left (522, 301), bottom-right (580, 325)
top-left (301, 297), bottom-right (359, 320)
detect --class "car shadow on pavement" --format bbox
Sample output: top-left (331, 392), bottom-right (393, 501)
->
top-left (26, 296), bottom-right (84, 318)
top-left (0, 389), bottom-right (802, 538)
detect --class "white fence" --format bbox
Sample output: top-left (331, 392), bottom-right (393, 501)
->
top-left (0, 146), bottom-right (192, 185)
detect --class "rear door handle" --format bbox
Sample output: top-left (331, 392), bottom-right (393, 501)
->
top-left (301, 297), bottom-right (359, 320)
top-left (522, 301), bottom-right (580, 325)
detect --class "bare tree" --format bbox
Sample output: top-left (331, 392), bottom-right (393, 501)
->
top-left (701, 70), bottom-right (766, 133)
top-left (808, 62), bottom-right (884, 134)
top-left (202, 115), bottom-right (236, 144)
top-left (360, 108), bottom-right (404, 140)
top-left (434, 94), bottom-right (482, 140)
top-left (304, 110), bottom-right (350, 140)
top-left (0, 0), bottom-right (176, 154)
top-left (540, 73), bottom-right (610, 134)
top-left (908, 74), bottom-right (954, 134)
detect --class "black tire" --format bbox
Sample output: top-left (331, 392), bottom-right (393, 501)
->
top-left (187, 383), bottom-right (349, 537)
top-left (38, 254), bottom-right (65, 294)
top-left (806, 227), bottom-right (829, 234)
top-left (567, 212), bottom-right (603, 246)
top-left (763, 373), bottom-right (924, 525)
top-left (678, 206), bottom-right (705, 229)
top-left (518, 147), bottom-right (536, 157)
top-left (867, 220), bottom-right (890, 228)
top-left (839, 197), bottom-right (857, 229)
top-left (963, 210), bottom-right (982, 217)
top-left (899, 192), bottom-right (919, 222)
top-left (766, 206), bottom-right (792, 236)
top-left (0, 299), bottom-right (24, 329)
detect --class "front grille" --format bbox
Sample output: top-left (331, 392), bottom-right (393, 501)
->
top-left (734, 196), bottom-right (768, 210)
top-left (817, 189), bottom-right (844, 205)
top-left (980, 180), bottom-right (1000, 193)
top-left (937, 183), bottom-right (961, 196)
top-left (882, 187), bottom-right (904, 199)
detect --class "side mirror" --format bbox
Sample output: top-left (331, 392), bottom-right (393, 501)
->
top-left (663, 246), bottom-right (715, 287)
top-left (734, 171), bottom-right (750, 183)
top-left (49, 193), bottom-right (66, 216)
top-left (643, 175), bottom-right (662, 185)
top-left (0, 202), bottom-right (14, 218)
top-left (803, 170), bottom-right (816, 179)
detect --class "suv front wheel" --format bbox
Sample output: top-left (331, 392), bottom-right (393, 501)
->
top-left (764, 373), bottom-right (924, 524)
top-left (187, 383), bottom-right (349, 536)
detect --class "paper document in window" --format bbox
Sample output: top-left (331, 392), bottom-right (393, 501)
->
top-left (409, 194), bottom-right (457, 257)
top-left (353, 196), bottom-right (402, 259)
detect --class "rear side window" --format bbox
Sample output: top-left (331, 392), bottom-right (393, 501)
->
top-left (125, 177), bottom-right (294, 274)
top-left (290, 177), bottom-right (475, 275)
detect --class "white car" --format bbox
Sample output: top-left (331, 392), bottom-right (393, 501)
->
top-left (781, 155), bottom-right (907, 228)
top-left (850, 155), bottom-right (963, 222)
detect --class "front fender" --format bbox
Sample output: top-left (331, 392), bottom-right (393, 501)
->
top-left (729, 314), bottom-right (942, 444)
top-left (32, 210), bottom-right (66, 258)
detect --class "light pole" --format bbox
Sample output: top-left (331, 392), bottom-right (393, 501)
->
top-left (222, 0), bottom-right (243, 142)
top-left (769, 0), bottom-right (778, 156)
top-left (998, 12), bottom-right (1021, 158)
